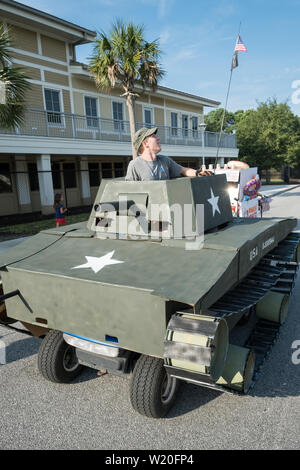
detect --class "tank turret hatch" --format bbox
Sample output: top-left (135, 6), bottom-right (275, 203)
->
top-left (87, 174), bottom-right (232, 240)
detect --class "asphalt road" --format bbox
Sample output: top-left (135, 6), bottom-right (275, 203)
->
top-left (0, 188), bottom-right (300, 450)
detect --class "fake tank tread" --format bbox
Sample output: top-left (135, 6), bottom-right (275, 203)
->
top-left (165, 233), bottom-right (300, 395)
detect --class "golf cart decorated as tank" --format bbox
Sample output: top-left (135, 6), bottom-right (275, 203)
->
top-left (0, 174), bottom-right (299, 418)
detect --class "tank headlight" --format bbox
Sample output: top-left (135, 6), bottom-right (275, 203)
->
top-left (63, 333), bottom-right (119, 357)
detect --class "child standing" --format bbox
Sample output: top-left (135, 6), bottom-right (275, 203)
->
top-left (54, 193), bottom-right (68, 227)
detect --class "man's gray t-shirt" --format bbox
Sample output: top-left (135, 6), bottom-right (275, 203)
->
top-left (125, 155), bottom-right (183, 181)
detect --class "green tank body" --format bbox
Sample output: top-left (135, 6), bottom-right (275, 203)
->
top-left (0, 174), bottom-right (299, 418)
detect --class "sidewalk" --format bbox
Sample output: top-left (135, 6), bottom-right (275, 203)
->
top-left (260, 183), bottom-right (300, 197)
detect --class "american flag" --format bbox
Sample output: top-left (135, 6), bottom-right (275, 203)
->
top-left (234, 35), bottom-right (247, 52)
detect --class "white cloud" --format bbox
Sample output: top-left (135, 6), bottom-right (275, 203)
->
top-left (159, 29), bottom-right (170, 44)
top-left (165, 43), bottom-right (200, 65)
top-left (140, 0), bottom-right (173, 20)
top-left (158, 0), bottom-right (168, 19)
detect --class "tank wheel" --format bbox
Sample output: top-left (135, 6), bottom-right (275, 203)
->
top-left (130, 354), bottom-right (180, 418)
top-left (38, 330), bottom-right (83, 383)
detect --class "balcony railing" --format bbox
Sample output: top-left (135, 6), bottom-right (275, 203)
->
top-left (0, 108), bottom-right (237, 149)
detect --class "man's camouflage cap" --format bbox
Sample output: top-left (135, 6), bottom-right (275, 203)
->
top-left (133, 127), bottom-right (158, 153)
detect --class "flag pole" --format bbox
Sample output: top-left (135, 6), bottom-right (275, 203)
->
top-left (214, 23), bottom-right (242, 167)
top-left (214, 69), bottom-right (234, 166)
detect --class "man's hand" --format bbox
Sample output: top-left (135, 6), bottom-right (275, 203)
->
top-left (196, 170), bottom-right (214, 176)
top-left (181, 168), bottom-right (214, 177)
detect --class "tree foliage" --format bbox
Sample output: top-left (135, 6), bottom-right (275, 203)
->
top-left (236, 99), bottom-right (300, 169)
top-left (0, 23), bottom-right (30, 128)
top-left (204, 108), bottom-right (236, 133)
top-left (89, 20), bottom-right (165, 158)
top-left (205, 99), bottom-right (300, 169)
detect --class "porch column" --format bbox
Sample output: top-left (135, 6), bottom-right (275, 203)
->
top-left (14, 155), bottom-right (32, 213)
top-left (37, 154), bottom-right (54, 214)
top-left (215, 157), bottom-right (225, 168)
top-left (79, 156), bottom-right (91, 205)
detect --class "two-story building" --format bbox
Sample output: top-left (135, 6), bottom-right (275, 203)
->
top-left (0, 0), bottom-right (239, 216)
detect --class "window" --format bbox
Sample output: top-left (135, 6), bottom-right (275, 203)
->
top-left (63, 163), bottom-right (77, 188)
top-left (0, 163), bottom-right (12, 193)
top-left (114, 162), bottom-right (124, 177)
top-left (171, 112), bottom-right (178, 136)
top-left (102, 162), bottom-right (113, 178)
top-left (192, 117), bottom-right (198, 138)
top-left (182, 114), bottom-right (188, 137)
top-left (88, 162), bottom-right (100, 187)
top-left (112, 102), bottom-right (124, 131)
top-left (51, 163), bottom-right (61, 189)
top-left (144, 108), bottom-right (152, 128)
top-left (44, 89), bottom-right (61, 124)
top-left (85, 97), bottom-right (98, 128)
top-left (28, 163), bottom-right (39, 191)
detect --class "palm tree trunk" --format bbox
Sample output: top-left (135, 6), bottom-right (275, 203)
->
top-left (127, 94), bottom-right (137, 160)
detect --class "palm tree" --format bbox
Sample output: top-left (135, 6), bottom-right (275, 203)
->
top-left (0, 23), bottom-right (30, 128)
top-left (89, 20), bottom-right (165, 159)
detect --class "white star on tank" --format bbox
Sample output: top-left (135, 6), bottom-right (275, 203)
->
top-left (207, 188), bottom-right (221, 216)
top-left (72, 250), bottom-right (124, 274)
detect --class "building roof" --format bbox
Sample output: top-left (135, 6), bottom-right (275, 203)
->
top-left (0, 0), bottom-right (96, 44)
top-left (70, 61), bottom-right (220, 108)
top-left (156, 84), bottom-right (220, 107)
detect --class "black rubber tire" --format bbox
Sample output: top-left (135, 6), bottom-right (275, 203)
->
top-left (38, 330), bottom-right (83, 383)
top-left (130, 354), bottom-right (180, 418)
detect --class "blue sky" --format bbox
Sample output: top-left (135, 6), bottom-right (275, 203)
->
top-left (20, 0), bottom-right (300, 115)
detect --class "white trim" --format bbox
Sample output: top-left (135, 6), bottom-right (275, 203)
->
top-left (65, 42), bottom-right (75, 114)
top-left (36, 33), bottom-right (42, 55)
top-left (27, 79), bottom-right (70, 91)
top-left (12, 58), bottom-right (69, 75)
top-left (0, 134), bottom-right (239, 158)
top-left (164, 98), bottom-right (167, 127)
top-left (10, 47), bottom-right (68, 65)
top-left (155, 88), bottom-right (216, 107)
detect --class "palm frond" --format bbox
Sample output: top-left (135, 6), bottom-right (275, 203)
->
top-left (0, 22), bottom-right (12, 67)
top-left (0, 66), bottom-right (30, 128)
top-left (89, 20), bottom-right (165, 95)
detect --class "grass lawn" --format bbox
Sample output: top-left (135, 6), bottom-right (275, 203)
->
top-left (0, 213), bottom-right (89, 235)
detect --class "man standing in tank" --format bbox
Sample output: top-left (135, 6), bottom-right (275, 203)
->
top-left (125, 127), bottom-right (211, 181)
